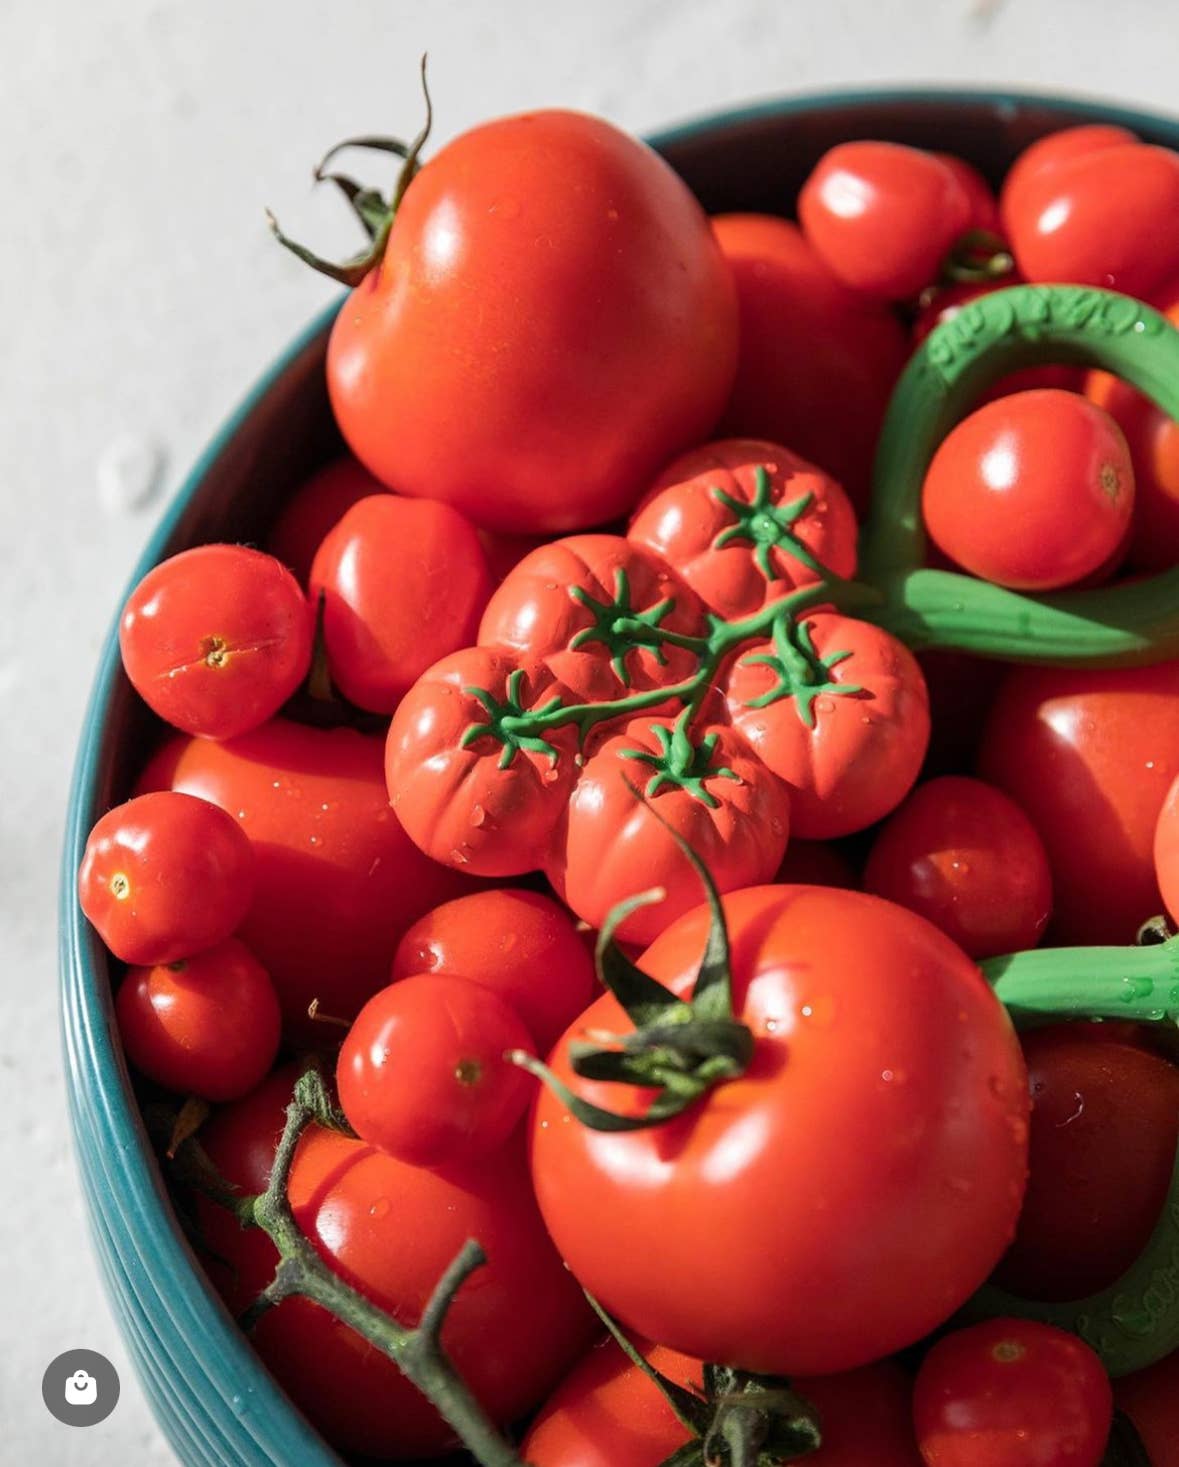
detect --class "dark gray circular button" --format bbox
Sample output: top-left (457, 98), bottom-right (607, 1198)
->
top-left (42, 1349), bottom-right (120, 1426)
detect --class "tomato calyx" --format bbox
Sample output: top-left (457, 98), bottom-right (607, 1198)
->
top-left (711, 464), bottom-right (822, 584)
top-left (941, 227), bottom-right (1016, 286)
top-left (621, 711), bottom-right (740, 807)
top-left (737, 611), bottom-right (863, 727)
top-left (462, 668), bottom-right (567, 769)
top-left (569, 568), bottom-right (703, 680)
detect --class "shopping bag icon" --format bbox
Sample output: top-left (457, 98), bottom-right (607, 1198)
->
top-left (64, 1370), bottom-right (97, 1407)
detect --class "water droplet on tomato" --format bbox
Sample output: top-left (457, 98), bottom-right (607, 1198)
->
top-left (370, 1196), bottom-right (391, 1218)
top-left (471, 804), bottom-right (487, 827)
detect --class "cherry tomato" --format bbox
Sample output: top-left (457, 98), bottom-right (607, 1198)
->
top-left (265, 455), bottom-right (386, 586)
top-left (530, 886), bottom-right (1028, 1376)
top-left (119, 545), bottom-right (313, 739)
top-left (545, 717), bottom-right (789, 944)
top-left (392, 888), bottom-right (597, 1052)
top-left (141, 720), bottom-right (471, 1039)
top-left (1115, 1349), bottom-right (1179, 1467)
top-left (337, 974), bottom-right (534, 1166)
top-left (1155, 772), bottom-right (1179, 924)
top-left (78, 791), bottom-right (254, 965)
top-left (328, 111), bottom-right (737, 533)
top-left (775, 839), bottom-right (858, 889)
top-left (309, 495), bottom-right (493, 713)
top-left (922, 389), bottom-right (1133, 591)
top-left (863, 775), bottom-right (1052, 960)
top-left (798, 141), bottom-right (973, 301)
top-left (993, 1026), bottom-right (1179, 1301)
top-left (627, 438), bottom-right (858, 621)
top-left (726, 612), bottom-right (930, 839)
top-left (1000, 124), bottom-right (1139, 227)
top-left (712, 213), bottom-right (907, 513)
top-left (936, 153), bottom-right (1001, 236)
top-left (913, 1318), bottom-right (1112, 1467)
top-left (386, 648), bottom-right (579, 877)
top-left (979, 661), bottom-right (1179, 944)
top-left (115, 937), bottom-right (280, 1101)
top-left (197, 1073), bottom-right (596, 1461)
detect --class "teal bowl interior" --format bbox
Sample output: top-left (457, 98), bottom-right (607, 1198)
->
top-left (60, 87), bottom-right (1179, 1467)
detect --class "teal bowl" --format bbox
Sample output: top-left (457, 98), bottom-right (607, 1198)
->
top-left (61, 88), bottom-right (1179, 1466)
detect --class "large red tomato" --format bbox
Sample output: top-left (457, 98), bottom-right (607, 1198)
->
top-left (979, 662), bottom-right (1179, 944)
top-left (529, 886), bottom-right (1028, 1377)
top-left (327, 112), bottom-right (737, 533)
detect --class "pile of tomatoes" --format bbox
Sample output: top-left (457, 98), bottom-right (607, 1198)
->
top-left (76, 102), bottom-right (1179, 1466)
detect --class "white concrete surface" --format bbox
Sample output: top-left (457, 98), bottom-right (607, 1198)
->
top-left (4, 1), bottom-right (1178, 1461)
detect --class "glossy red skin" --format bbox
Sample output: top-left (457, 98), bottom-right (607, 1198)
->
top-left (713, 213), bottom-right (907, 513)
top-left (979, 662), bottom-right (1179, 943)
top-left (197, 1073), bottom-right (597, 1461)
top-left (265, 456), bottom-right (386, 586)
top-left (116, 937), bottom-right (280, 1101)
top-left (923, 389), bottom-right (1133, 591)
top-left (530, 885), bottom-right (1029, 1376)
top-left (1155, 772), bottom-right (1179, 923)
top-left (1000, 124), bottom-right (1139, 227)
top-left (78, 791), bottom-right (254, 965)
top-left (1005, 142), bottom-right (1179, 298)
top-left (337, 974), bottom-right (534, 1166)
top-left (627, 438), bottom-right (858, 620)
top-left (386, 648), bottom-right (578, 877)
top-left (727, 612), bottom-right (930, 839)
top-left (993, 1026), bottom-right (1179, 1301)
top-left (141, 720), bottom-right (471, 1039)
top-left (799, 141), bottom-right (973, 301)
top-left (775, 839), bottom-right (858, 889)
top-left (545, 718), bottom-right (790, 944)
top-left (523, 1341), bottom-right (921, 1467)
top-left (913, 1318), bottom-right (1112, 1467)
top-left (936, 153), bottom-right (1001, 236)
top-left (309, 495), bottom-right (493, 712)
top-left (1115, 1349), bottom-right (1179, 1467)
top-left (328, 110), bottom-right (737, 534)
top-left (119, 545), bottom-right (313, 740)
top-left (478, 535), bottom-right (707, 706)
top-left (863, 776), bottom-right (1053, 960)
top-left (392, 888), bottom-right (597, 1052)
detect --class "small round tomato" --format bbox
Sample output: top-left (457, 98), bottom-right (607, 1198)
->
top-left (326, 109), bottom-right (737, 533)
top-left (922, 389), bottom-right (1134, 591)
top-left (1115, 1349), bottom-right (1179, 1467)
top-left (627, 438), bottom-right (858, 621)
top-left (979, 661), bottom-right (1179, 944)
top-left (775, 839), bottom-right (859, 889)
top-left (913, 1318), bottom-right (1112, 1467)
top-left (545, 717), bottom-right (789, 944)
top-left (386, 648), bottom-right (578, 877)
top-left (78, 791), bottom-right (254, 965)
top-left (119, 545), bottom-right (313, 739)
top-left (712, 213), bottom-right (907, 513)
top-left (309, 495), bottom-right (493, 712)
top-left (993, 1026), bottom-right (1179, 1301)
top-left (197, 1075), bottom-right (597, 1461)
top-left (1000, 124), bottom-right (1140, 227)
top-left (798, 140), bottom-right (973, 301)
top-left (863, 776), bottom-right (1053, 960)
top-left (392, 888), bottom-right (597, 1052)
top-left (265, 455), bottom-right (386, 585)
top-left (726, 612), bottom-right (929, 839)
top-left (478, 535), bottom-right (707, 705)
top-left (1155, 772), bottom-right (1179, 923)
top-left (337, 974), bottom-right (535, 1166)
top-left (115, 937), bottom-right (280, 1101)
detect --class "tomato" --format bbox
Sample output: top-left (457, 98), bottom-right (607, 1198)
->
top-left (141, 720), bottom-right (471, 1039)
top-left (726, 612), bottom-right (929, 839)
top-left (913, 1318), bottom-right (1112, 1467)
top-left (265, 455), bottom-right (386, 586)
top-left (478, 535), bottom-right (707, 705)
top-left (993, 1026), bottom-right (1179, 1301)
top-left (119, 545), bottom-right (313, 740)
top-left (529, 886), bottom-right (1028, 1376)
top-left (386, 648), bottom-right (578, 877)
top-left (545, 717), bottom-right (789, 944)
top-left (309, 495), bottom-right (493, 712)
top-left (477, 527), bottom-right (548, 584)
top-left (115, 938), bottom-right (280, 1101)
top-left (1155, 772), bottom-right (1179, 923)
top-left (78, 791), bottom-right (254, 965)
top-left (712, 213), bottom-right (907, 513)
top-left (1000, 124), bottom-right (1139, 227)
top-left (627, 438), bottom-right (858, 621)
top-left (392, 888), bottom-right (597, 1051)
top-left (337, 974), bottom-right (534, 1166)
top-left (326, 111), bottom-right (737, 533)
top-left (863, 775), bottom-right (1052, 960)
top-left (775, 839), bottom-right (858, 889)
top-left (936, 153), bottom-right (1001, 237)
top-left (798, 141), bottom-right (973, 301)
top-left (523, 1340), bottom-right (921, 1467)
top-left (1115, 1349), bottom-right (1179, 1466)
top-left (979, 661), bottom-right (1179, 944)
top-left (197, 1072), bottom-right (596, 1461)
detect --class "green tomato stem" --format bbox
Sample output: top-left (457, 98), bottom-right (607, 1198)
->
top-left (983, 936), bottom-right (1179, 1027)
